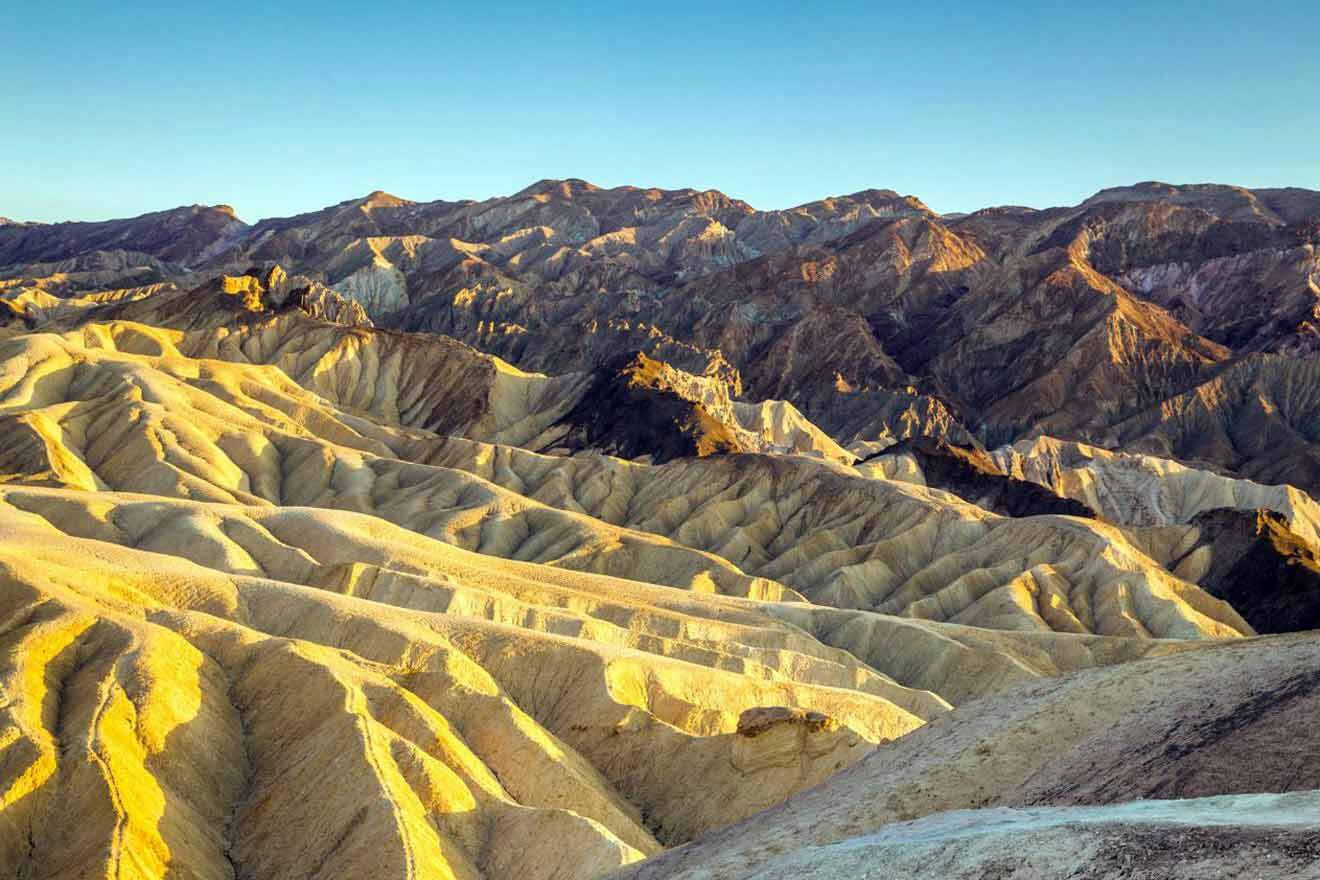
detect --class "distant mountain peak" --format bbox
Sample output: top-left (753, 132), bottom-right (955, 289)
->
top-left (356, 190), bottom-right (412, 211)
top-left (843, 187), bottom-right (905, 201)
top-left (514, 178), bottom-right (604, 199)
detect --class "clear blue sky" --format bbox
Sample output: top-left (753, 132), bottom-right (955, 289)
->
top-left (5, 1), bottom-right (1318, 223)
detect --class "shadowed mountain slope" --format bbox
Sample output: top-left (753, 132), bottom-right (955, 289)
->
top-left (859, 437), bottom-right (1096, 518)
top-left (9, 178), bottom-right (1314, 492)
top-left (5, 180), bottom-right (1320, 879)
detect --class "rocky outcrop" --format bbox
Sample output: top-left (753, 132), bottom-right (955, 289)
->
top-left (547, 352), bottom-right (850, 463)
top-left (736, 706), bottom-right (839, 737)
top-left (862, 437), bottom-right (1096, 518)
top-left (1166, 508), bottom-right (1320, 634)
top-left (991, 435), bottom-right (1320, 540)
top-left (548, 352), bottom-right (752, 461)
top-left (102, 265), bottom-right (375, 328)
top-left (284, 280), bottom-right (374, 326)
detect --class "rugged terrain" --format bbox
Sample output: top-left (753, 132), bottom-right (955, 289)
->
top-left (2, 179), bottom-right (1320, 878)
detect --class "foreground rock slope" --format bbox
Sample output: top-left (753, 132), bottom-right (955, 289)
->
top-left (616, 632), bottom-right (1320, 879)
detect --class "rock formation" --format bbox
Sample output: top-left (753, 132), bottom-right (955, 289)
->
top-left (1163, 508), bottom-right (1320, 634)
top-left (4, 178), bottom-right (1320, 878)
top-left (861, 436), bottom-right (1096, 518)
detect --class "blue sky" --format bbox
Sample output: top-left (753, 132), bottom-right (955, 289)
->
top-left (5, 1), bottom-right (1318, 222)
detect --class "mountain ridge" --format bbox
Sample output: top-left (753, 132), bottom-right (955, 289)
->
top-left (13, 177), bottom-right (1320, 231)
top-left (5, 177), bottom-right (1320, 878)
top-left (7, 178), bottom-right (1320, 494)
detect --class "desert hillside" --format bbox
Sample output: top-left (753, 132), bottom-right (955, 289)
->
top-left (3, 181), bottom-right (1320, 879)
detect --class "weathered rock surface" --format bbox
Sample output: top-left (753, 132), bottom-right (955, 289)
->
top-left (616, 632), bottom-right (1320, 879)
top-left (1161, 508), bottom-right (1320, 634)
top-left (4, 179), bottom-right (1320, 879)
top-left (861, 436), bottom-right (1096, 518)
top-left (697, 793), bottom-right (1320, 879)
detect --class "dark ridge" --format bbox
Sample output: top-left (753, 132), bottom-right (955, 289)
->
top-left (547, 352), bottom-right (750, 464)
top-left (0, 299), bottom-right (33, 332)
top-left (870, 437), bottom-right (1097, 519)
top-left (1178, 508), bottom-right (1320, 634)
top-left (0, 204), bottom-right (244, 267)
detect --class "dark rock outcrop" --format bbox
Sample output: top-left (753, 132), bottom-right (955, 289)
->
top-left (871, 437), bottom-right (1097, 518)
top-left (1175, 508), bottom-right (1320, 634)
top-left (736, 707), bottom-right (838, 738)
top-left (549, 352), bottom-right (750, 463)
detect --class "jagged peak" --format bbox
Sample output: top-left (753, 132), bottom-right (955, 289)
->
top-left (192, 265), bottom-right (372, 327)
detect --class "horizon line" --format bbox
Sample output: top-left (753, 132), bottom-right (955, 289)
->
top-left (9, 176), bottom-right (1320, 228)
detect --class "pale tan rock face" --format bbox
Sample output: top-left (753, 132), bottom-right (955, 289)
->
top-left (0, 284), bottom-right (1268, 879)
top-left (992, 435), bottom-right (1320, 540)
top-left (4, 180), bottom-right (1320, 880)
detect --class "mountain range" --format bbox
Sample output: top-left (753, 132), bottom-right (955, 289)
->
top-left (2, 179), bottom-right (1320, 879)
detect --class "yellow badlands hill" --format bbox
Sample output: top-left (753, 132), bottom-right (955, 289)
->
top-left (0, 270), bottom-right (1316, 878)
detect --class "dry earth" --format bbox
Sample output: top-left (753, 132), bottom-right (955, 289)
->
top-left (3, 180), bottom-right (1320, 878)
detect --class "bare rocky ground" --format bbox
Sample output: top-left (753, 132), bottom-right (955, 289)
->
top-left (3, 180), bottom-right (1320, 878)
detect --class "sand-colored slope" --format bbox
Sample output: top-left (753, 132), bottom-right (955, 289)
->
top-left (414, 437), bottom-right (1248, 639)
top-left (0, 488), bottom-right (946, 877)
top-left (0, 324), bottom-right (1249, 640)
top-left (0, 313), bottom-right (1275, 878)
top-left (0, 549), bottom-right (649, 880)
top-left (0, 329), bottom-right (812, 603)
top-left (0, 494), bottom-right (1295, 880)
top-left (763, 604), bottom-right (1196, 705)
top-left (65, 289), bottom-right (591, 449)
